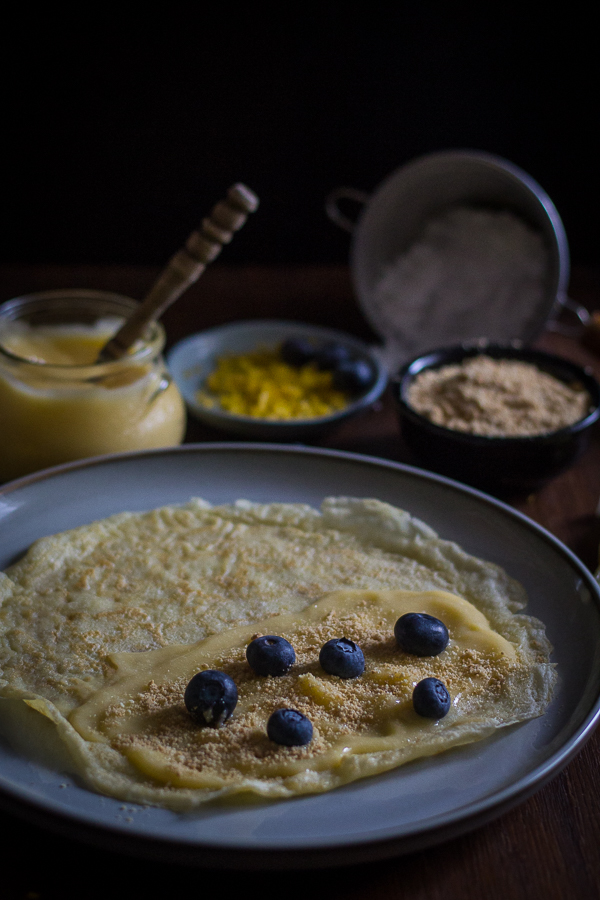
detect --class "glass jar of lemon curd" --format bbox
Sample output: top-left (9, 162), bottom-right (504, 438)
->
top-left (0, 290), bottom-right (186, 483)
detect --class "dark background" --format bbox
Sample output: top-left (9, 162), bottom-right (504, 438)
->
top-left (2, 7), bottom-right (598, 271)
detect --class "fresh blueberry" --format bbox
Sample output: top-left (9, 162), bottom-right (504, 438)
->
top-left (267, 708), bottom-right (313, 746)
top-left (280, 337), bottom-right (316, 367)
top-left (319, 637), bottom-right (365, 678)
top-left (412, 677), bottom-right (451, 719)
top-left (246, 634), bottom-right (296, 676)
top-left (331, 358), bottom-right (374, 393)
top-left (314, 340), bottom-right (352, 371)
top-left (184, 669), bottom-right (238, 728)
top-left (394, 613), bottom-right (449, 657)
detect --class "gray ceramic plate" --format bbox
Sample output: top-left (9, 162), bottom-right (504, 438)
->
top-left (1, 444), bottom-right (599, 869)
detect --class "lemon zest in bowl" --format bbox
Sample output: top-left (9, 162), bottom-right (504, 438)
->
top-left (196, 347), bottom-right (348, 420)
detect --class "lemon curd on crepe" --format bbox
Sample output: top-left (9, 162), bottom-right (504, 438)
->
top-left (0, 497), bottom-right (555, 809)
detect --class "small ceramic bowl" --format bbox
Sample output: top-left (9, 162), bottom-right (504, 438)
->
top-left (393, 343), bottom-right (600, 494)
top-left (167, 319), bottom-right (388, 440)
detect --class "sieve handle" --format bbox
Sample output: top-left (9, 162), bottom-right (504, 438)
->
top-left (325, 187), bottom-right (369, 233)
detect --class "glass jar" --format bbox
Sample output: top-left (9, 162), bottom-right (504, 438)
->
top-left (0, 290), bottom-right (186, 483)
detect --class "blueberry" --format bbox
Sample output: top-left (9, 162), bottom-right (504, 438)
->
top-left (281, 337), bottom-right (316, 367)
top-left (394, 613), bottom-right (449, 657)
top-left (331, 358), bottom-right (374, 393)
top-left (184, 669), bottom-right (238, 728)
top-left (315, 340), bottom-right (352, 371)
top-left (267, 708), bottom-right (313, 746)
top-left (246, 634), bottom-right (296, 676)
top-left (412, 677), bottom-right (451, 719)
top-left (319, 637), bottom-right (365, 678)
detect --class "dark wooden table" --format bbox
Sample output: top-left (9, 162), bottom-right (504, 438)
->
top-left (1, 263), bottom-right (600, 899)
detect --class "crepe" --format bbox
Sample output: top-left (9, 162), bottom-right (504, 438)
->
top-left (0, 497), bottom-right (556, 809)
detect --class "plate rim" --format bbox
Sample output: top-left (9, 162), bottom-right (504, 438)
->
top-left (1, 442), bottom-right (599, 867)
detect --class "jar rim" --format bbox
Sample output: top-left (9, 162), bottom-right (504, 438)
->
top-left (0, 289), bottom-right (165, 370)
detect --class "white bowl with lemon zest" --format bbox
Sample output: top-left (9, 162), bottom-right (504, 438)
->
top-left (167, 319), bottom-right (387, 439)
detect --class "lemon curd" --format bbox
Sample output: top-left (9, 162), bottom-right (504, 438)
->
top-left (69, 588), bottom-right (522, 794)
top-left (0, 292), bottom-right (186, 482)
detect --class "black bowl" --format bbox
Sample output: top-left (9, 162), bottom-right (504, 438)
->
top-left (393, 343), bottom-right (600, 495)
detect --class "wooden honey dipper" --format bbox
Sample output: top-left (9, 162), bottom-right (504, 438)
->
top-left (97, 183), bottom-right (259, 362)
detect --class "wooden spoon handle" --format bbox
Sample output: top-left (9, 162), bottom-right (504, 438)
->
top-left (97, 183), bottom-right (259, 362)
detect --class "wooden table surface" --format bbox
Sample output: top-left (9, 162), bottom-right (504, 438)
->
top-left (1, 263), bottom-right (600, 899)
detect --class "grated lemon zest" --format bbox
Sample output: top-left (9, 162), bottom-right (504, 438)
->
top-left (196, 347), bottom-right (348, 420)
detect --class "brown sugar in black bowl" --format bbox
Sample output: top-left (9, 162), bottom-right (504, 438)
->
top-left (393, 343), bottom-right (600, 495)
